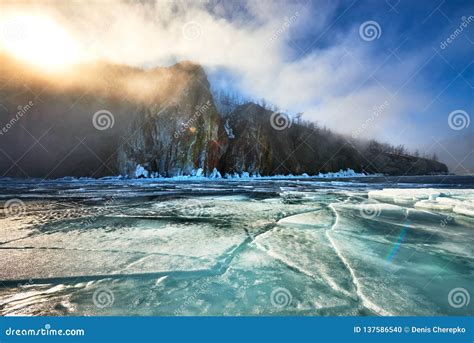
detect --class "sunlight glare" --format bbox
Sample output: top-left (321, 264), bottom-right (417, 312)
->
top-left (0, 13), bottom-right (82, 71)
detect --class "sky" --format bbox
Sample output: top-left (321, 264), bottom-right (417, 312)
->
top-left (0, 0), bottom-right (473, 172)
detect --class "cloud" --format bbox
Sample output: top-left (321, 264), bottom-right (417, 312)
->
top-left (0, 0), bottom-right (469, 157)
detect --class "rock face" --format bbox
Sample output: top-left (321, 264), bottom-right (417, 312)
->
top-left (116, 62), bottom-right (226, 177)
top-left (220, 103), bottom-right (448, 176)
top-left (0, 55), bottom-right (225, 178)
top-left (0, 54), bottom-right (447, 178)
top-left (219, 103), bottom-right (363, 175)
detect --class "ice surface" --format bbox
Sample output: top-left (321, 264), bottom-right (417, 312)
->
top-left (276, 209), bottom-right (333, 229)
top-left (369, 188), bottom-right (474, 218)
top-left (0, 176), bottom-right (472, 316)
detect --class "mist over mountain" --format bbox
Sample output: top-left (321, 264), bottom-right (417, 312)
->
top-left (0, 54), bottom-right (447, 178)
top-left (429, 133), bottom-right (474, 175)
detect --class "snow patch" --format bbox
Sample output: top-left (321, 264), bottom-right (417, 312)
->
top-left (224, 119), bottom-right (235, 139)
top-left (128, 166), bottom-right (372, 181)
top-left (134, 164), bottom-right (149, 178)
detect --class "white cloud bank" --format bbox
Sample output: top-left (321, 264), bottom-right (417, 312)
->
top-left (0, 0), bottom-right (457, 147)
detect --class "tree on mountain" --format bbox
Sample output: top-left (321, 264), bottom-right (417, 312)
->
top-left (295, 112), bottom-right (303, 124)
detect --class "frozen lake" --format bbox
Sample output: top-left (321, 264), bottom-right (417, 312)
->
top-left (0, 175), bottom-right (473, 316)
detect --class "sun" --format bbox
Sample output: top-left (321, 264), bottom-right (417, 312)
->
top-left (0, 12), bottom-right (81, 71)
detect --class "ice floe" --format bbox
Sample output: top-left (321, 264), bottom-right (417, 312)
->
top-left (368, 188), bottom-right (474, 218)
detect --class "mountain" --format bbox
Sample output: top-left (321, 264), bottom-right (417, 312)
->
top-left (0, 54), bottom-right (447, 178)
top-left (219, 103), bottom-right (360, 175)
top-left (0, 55), bottom-right (225, 178)
top-left (219, 103), bottom-right (448, 176)
top-left (115, 61), bottom-right (226, 177)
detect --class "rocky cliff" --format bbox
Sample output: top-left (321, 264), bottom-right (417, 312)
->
top-left (219, 103), bottom-right (358, 175)
top-left (116, 62), bottom-right (226, 177)
top-left (0, 55), bottom-right (225, 178)
top-left (220, 103), bottom-right (448, 176)
top-left (0, 55), bottom-right (447, 178)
